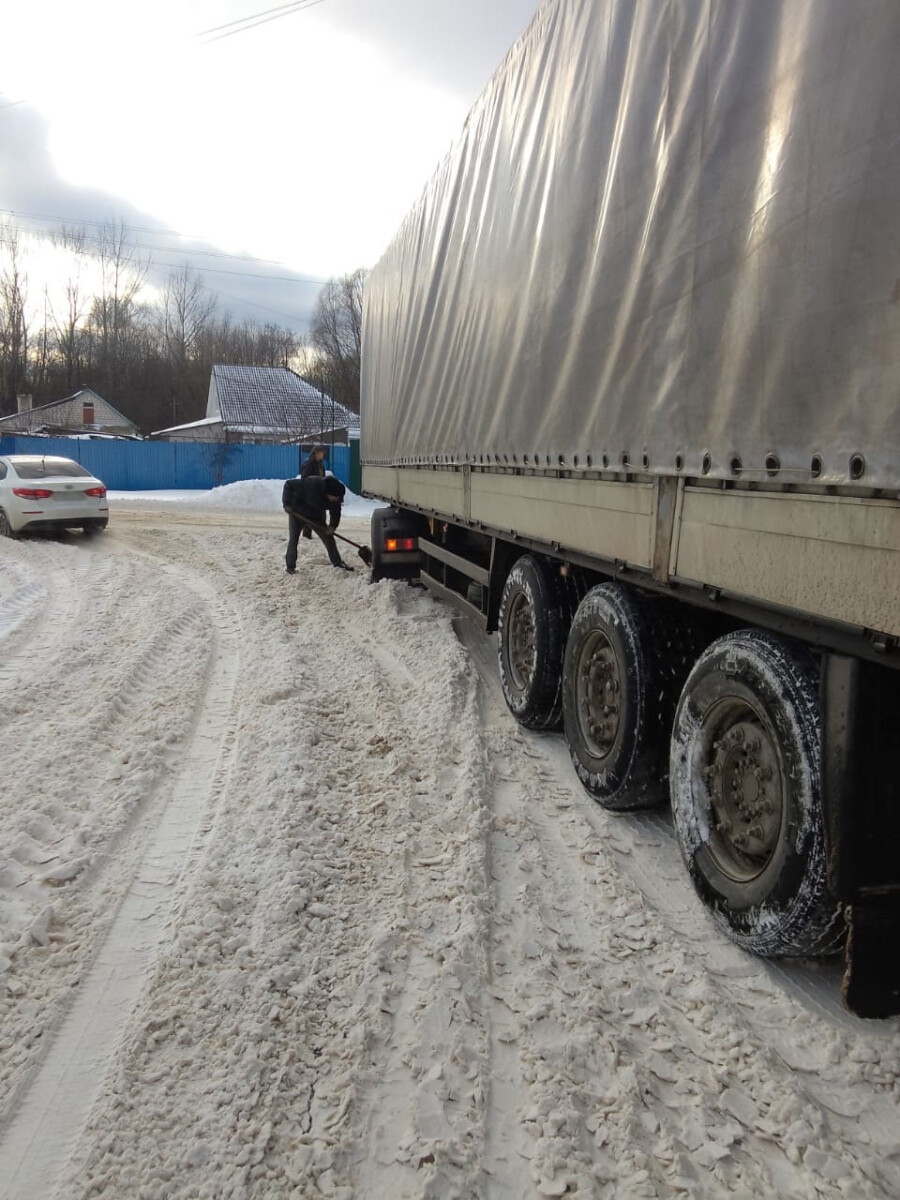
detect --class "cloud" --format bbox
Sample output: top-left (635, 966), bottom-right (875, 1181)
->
top-left (0, 106), bottom-right (323, 329)
top-left (319, 0), bottom-right (538, 97)
top-left (0, 0), bottom-right (541, 330)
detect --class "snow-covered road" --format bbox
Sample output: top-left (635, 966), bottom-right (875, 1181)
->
top-left (1, 495), bottom-right (898, 1199)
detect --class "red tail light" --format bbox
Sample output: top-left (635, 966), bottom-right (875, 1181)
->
top-left (385, 537), bottom-right (417, 552)
top-left (84, 486), bottom-right (107, 497)
top-left (13, 488), bottom-right (53, 499)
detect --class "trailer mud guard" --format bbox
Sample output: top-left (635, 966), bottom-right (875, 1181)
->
top-left (823, 655), bottom-right (900, 1017)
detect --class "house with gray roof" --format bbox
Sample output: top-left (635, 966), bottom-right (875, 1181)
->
top-left (0, 388), bottom-right (140, 438)
top-left (152, 366), bottom-right (358, 444)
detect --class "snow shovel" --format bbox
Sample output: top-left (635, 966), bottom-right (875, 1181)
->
top-left (290, 510), bottom-right (374, 567)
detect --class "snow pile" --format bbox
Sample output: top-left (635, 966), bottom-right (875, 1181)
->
top-left (109, 477), bottom-right (378, 518)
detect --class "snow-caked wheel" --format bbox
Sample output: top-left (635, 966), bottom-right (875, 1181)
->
top-left (497, 555), bottom-right (573, 729)
top-left (0, 509), bottom-right (14, 538)
top-left (670, 630), bottom-right (843, 957)
top-left (562, 583), bottom-right (678, 810)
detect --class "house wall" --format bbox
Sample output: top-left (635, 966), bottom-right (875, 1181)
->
top-left (0, 392), bottom-right (137, 437)
top-left (0, 436), bottom-right (353, 491)
top-left (207, 374), bottom-right (221, 420)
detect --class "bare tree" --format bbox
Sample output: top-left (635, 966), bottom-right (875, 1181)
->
top-left (0, 216), bottom-right (310, 433)
top-left (0, 227), bottom-right (30, 414)
top-left (309, 268), bottom-right (365, 414)
top-left (89, 219), bottom-right (149, 402)
top-left (160, 265), bottom-right (217, 425)
top-left (49, 226), bottom-right (91, 393)
top-left (32, 290), bottom-right (52, 394)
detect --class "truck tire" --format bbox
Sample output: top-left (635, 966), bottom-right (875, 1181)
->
top-left (497, 555), bottom-right (572, 729)
top-left (670, 630), bottom-right (843, 957)
top-left (562, 583), bottom-right (678, 810)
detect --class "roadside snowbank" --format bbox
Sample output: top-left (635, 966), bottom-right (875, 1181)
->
top-left (109, 477), bottom-right (378, 517)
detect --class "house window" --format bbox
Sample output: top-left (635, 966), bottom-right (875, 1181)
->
top-left (83, 401), bottom-right (95, 425)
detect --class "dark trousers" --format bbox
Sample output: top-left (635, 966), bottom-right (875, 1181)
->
top-left (286, 511), bottom-right (342, 569)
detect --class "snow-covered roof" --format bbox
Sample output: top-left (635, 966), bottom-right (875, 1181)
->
top-left (152, 416), bottom-right (222, 436)
top-left (209, 366), bottom-right (356, 438)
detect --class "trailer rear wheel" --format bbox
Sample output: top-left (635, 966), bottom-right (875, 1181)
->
top-left (562, 583), bottom-right (671, 810)
top-left (497, 556), bottom-right (572, 729)
top-left (670, 631), bottom-right (843, 957)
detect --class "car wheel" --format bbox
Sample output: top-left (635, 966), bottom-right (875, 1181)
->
top-left (0, 509), bottom-right (16, 538)
top-left (82, 520), bottom-right (108, 536)
top-left (498, 555), bottom-right (575, 730)
top-left (670, 630), bottom-right (843, 957)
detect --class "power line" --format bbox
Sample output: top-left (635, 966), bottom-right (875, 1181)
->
top-left (149, 259), bottom-right (322, 285)
top-left (196, 0), bottom-right (326, 45)
top-left (1, 207), bottom-right (229, 245)
top-left (0, 210), bottom-right (329, 283)
top-left (215, 287), bottom-right (312, 327)
top-left (196, 0), bottom-right (320, 38)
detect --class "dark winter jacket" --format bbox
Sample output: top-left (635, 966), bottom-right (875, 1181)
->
top-left (282, 475), bottom-right (344, 532)
top-left (300, 453), bottom-right (326, 479)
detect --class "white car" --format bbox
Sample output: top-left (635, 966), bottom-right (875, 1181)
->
top-left (0, 455), bottom-right (109, 537)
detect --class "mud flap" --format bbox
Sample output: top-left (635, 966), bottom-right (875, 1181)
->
top-left (824, 656), bottom-right (900, 1017)
top-left (842, 900), bottom-right (900, 1019)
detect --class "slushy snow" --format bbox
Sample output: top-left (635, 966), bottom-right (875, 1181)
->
top-left (0, 488), bottom-right (898, 1199)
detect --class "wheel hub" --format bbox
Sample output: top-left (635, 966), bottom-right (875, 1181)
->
top-left (576, 633), bottom-right (621, 758)
top-left (704, 711), bottom-right (783, 881)
top-left (507, 591), bottom-right (536, 692)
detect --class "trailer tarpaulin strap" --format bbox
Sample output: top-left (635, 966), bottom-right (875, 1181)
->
top-left (361, 0), bottom-right (900, 490)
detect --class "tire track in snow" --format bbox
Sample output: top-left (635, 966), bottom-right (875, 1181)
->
top-left (0, 548), bottom-right (243, 1200)
top-left (0, 547), bottom-right (215, 1048)
top-left (0, 545), bottom-right (82, 685)
top-left (0, 602), bottom-right (211, 1013)
top-left (0, 558), bottom-right (46, 651)
top-left (333, 614), bottom-right (492, 1195)
top-left (258, 584), bottom-right (504, 1198)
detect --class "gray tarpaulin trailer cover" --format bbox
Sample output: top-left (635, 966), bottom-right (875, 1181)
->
top-left (361, 0), bottom-right (900, 1018)
top-left (362, 0), bottom-right (900, 490)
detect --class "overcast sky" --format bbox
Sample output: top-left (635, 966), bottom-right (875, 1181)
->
top-left (0, 0), bottom-right (539, 331)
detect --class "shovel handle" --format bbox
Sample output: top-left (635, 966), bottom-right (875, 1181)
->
top-left (289, 508), bottom-right (359, 550)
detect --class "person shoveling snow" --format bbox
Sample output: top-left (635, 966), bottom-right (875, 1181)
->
top-left (282, 474), bottom-right (357, 572)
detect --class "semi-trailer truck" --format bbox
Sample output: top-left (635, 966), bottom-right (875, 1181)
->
top-left (360, 0), bottom-right (900, 1017)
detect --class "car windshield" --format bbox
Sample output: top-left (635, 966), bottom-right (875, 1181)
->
top-left (13, 459), bottom-right (92, 480)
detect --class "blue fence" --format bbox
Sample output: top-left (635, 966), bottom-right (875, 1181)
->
top-left (0, 436), bottom-right (352, 492)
